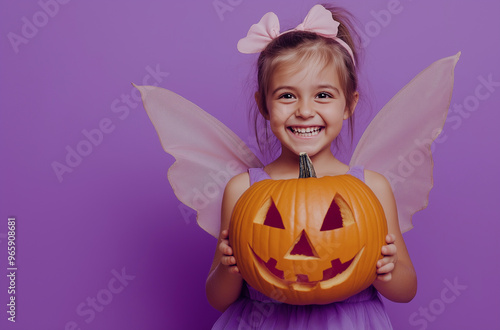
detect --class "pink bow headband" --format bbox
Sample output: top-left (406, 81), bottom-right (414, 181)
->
top-left (237, 5), bottom-right (355, 65)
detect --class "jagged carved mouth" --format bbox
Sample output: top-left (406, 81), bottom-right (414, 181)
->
top-left (249, 245), bottom-right (363, 285)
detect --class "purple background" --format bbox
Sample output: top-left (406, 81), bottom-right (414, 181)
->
top-left (1, 0), bottom-right (499, 329)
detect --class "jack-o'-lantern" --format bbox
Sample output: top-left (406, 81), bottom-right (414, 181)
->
top-left (229, 153), bottom-right (387, 305)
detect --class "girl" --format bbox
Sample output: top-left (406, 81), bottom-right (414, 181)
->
top-left (206, 4), bottom-right (417, 329)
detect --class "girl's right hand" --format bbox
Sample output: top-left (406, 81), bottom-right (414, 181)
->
top-left (219, 229), bottom-right (240, 274)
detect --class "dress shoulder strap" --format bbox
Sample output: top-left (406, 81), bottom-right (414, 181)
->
top-left (346, 165), bottom-right (365, 182)
top-left (248, 168), bottom-right (271, 185)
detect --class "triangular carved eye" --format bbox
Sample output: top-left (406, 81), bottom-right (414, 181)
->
top-left (320, 194), bottom-right (354, 231)
top-left (263, 199), bottom-right (285, 229)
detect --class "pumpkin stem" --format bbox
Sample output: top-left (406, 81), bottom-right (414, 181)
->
top-left (299, 152), bottom-right (317, 178)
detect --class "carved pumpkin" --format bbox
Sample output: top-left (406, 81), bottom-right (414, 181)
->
top-left (229, 153), bottom-right (387, 305)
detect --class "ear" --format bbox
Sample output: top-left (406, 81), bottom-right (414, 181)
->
top-left (255, 92), bottom-right (270, 120)
top-left (343, 91), bottom-right (359, 120)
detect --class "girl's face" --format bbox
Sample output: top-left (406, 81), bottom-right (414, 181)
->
top-left (261, 59), bottom-right (357, 159)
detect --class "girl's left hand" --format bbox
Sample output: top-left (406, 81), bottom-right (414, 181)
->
top-left (376, 234), bottom-right (398, 282)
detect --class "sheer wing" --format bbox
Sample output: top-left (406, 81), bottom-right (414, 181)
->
top-left (135, 85), bottom-right (263, 238)
top-left (349, 53), bottom-right (460, 233)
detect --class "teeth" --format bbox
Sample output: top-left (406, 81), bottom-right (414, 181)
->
top-left (291, 127), bottom-right (321, 136)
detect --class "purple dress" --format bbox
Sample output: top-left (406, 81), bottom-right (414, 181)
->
top-left (212, 166), bottom-right (393, 329)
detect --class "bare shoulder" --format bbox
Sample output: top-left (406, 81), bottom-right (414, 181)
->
top-left (225, 172), bottom-right (250, 196)
top-left (222, 171), bottom-right (251, 209)
top-left (364, 169), bottom-right (401, 234)
top-left (364, 170), bottom-right (393, 197)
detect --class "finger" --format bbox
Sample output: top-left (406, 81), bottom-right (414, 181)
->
top-left (218, 241), bottom-right (226, 253)
top-left (221, 256), bottom-right (228, 265)
top-left (377, 258), bottom-right (387, 269)
top-left (219, 242), bottom-right (232, 256)
top-left (381, 244), bottom-right (397, 256)
top-left (220, 229), bottom-right (229, 240)
top-left (377, 272), bottom-right (392, 282)
top-left (222, 256), bottom-right (236, 266)
top-left (377, 262), bottom-right (395, 274)
top-left (377, 257), bottom-right (392, 268)
top-left (386, 234), bottom-right (396, 244)
top-left (224, 246), bottom-right (233, 256)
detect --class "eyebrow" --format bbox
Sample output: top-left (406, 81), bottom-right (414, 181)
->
top-left (271, 86), bottom-right (294, 96)
top-left (271, 84), bottom-right (341, 96)
top-left (317, 84), bottom-right (341, 94)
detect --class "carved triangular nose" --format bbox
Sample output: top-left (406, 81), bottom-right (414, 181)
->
top-left (286, 230), bottom-right (319, 259)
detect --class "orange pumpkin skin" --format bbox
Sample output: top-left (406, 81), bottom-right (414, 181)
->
top-left (229, 174), bottom-right (388, 305)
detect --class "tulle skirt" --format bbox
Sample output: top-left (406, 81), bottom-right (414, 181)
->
top-left (212, 284), bottom-right (393, 329)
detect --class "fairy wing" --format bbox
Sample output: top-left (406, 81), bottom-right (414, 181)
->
top-left (135, 85), bottom-right (263, 238)
top-left (349, 53), bottom-right (460, 233)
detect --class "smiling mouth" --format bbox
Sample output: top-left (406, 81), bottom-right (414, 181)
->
top-left (288, 126), bottom-right (323, 137)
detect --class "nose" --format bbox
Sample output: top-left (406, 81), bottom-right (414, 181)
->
top-left (286, 230), bottom-right (319, 259)
top-left (295, 100), bottom-right (315, 119)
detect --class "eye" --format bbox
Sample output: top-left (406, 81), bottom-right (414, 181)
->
top-left (316, 92), bottom-right (333, 99)
top-left (279, 93), bottom-right (295, 100)
top-left (320, 194), bottom-right (354, 231)
top-left (263, 199), bottom-right (285, 229)
top-left (320, 199), bottom-right (343, 231)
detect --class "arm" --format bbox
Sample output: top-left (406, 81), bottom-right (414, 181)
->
top-left (365, 170), bottom-right (417, 303)
top-left (205, 172), bottom-right (250, 312)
